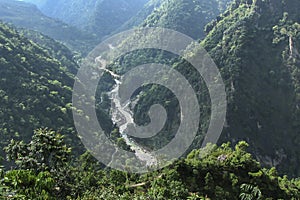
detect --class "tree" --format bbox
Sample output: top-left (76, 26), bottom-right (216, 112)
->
top-left (2, 170), bottom-right (54, 199)
top-left (4, 129), bottom-right (72, 198)
top-left (239, 183), bottom-right (262, 200)
top-left (5, 129), bottom-right (71, 173)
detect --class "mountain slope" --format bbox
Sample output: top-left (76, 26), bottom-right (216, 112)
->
top-left (0, 21), bottom-right (123, 166)
top-left (200, 0), bottom-right (300, 176)
top-left (0, 0), bottom-right (97, 54)
top-left (140, 0), bottom-right (231, 39)
top-left (39, 0), bottom-right (149, 38)
top-left (117, 0), bottom-right (163, 32)
top-left (109, 0), bottom-right (300, 177)
top-left (105, 0), bottom-right (232, 155)
top-left (21, 0), bottom-right (46, 8)
top-left (0, 22), bottom-right (83, 156)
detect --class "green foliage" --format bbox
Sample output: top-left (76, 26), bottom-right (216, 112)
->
top-left (2, 132), bottom-right (300, 199)
top-left (105, 0), bottom-right (232, 160)
top-left (4, 129), bottom-right (71, 173)
top-left (201, 0), bottom-right (300, 177)
top-left (0, 0), bottom-right (97, 54)
top-left (141, 0), bottom-right (231, 39)
top-left (0, 22), bottom-right (85, 161)
top-left (2, 170), bottom-right (55, 199)
top-left (69, 141), bottom-right (300, 199)
top-left (119, 0), bottom-right (300, 178)
top-left (4, 129), bottom-right (73, 199)
top-left (0, 0), bottom-right (300, 199)
top-left (239, 183), bottom-right (262, 200)
top-left (20, 29), bottom-right (80, 74)
top-left (67, 152), bottom-right (106, 198)
top-left (0, 22), bottom-right (118, 166)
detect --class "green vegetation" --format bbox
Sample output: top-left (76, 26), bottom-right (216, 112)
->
top-left (1, 130), bottom-right (299, 199)
top-left (106, 0), bottom-right (233, 152)
top-left (201, 0), bottom-right (300, 176)
top-left (0, 22), bottom-right (122, 163)
top-left (141, 0), bottom-right (231, 39)
top-left (0, 0), bottom-right (300, 199)
top-left (0, 21), bottom-right (80, 157)
top-left (0, 0), bottom-right (97, 54)
top-left (109, 0), bottom-right (300, 177)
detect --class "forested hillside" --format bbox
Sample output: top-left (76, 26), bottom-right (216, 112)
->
top-left (0, 22), bottom-right (82, 157)
top-left (1, 134), bottom-right (300, 199)
top-left (108, 0), bottom-right (300, 177)
top-left (0, 21), bottom-right (126, 163)
top-left (140, 0), bottom-right (231, 39)
top-left (0, 0), bottom-right (97, 54)
top-left (117, 0), bottom-right (163, 32)
top-left (38, 0), bottom-right (148, 38)
top-left (201, 0), bottom-right (300, 176)
top-left (0, 0), bottom-right (300, 199)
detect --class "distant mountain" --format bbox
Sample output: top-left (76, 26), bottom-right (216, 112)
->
top-left (139, 0), bottom-right (231, 39)
top-left (117, 0), bottom-right (163, 32)
top-left (20, 0), bottom-right (47, 8)
top-left (0, 0), bottom-right (97, 54)
top-left (38, 0), bottom-right (149, 38)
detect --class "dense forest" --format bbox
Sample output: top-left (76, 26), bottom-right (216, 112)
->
top-left (111, 0), bottom-right (300, 177)
top-left (0, 0), bottom-right (97, 54)
top-left (202, 0), bottom-right (300, 176)
top-left (0, 0), bottom-right (300, 199)
top-left (0, 22), bottom-right (123, 163)
top-left (140, 0), bottom-right (231, 39)
top-left (1, 130), bottom-right (300, 199)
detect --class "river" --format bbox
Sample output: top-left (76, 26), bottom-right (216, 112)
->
top-left (96, 56), bottom-right (157, 167)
